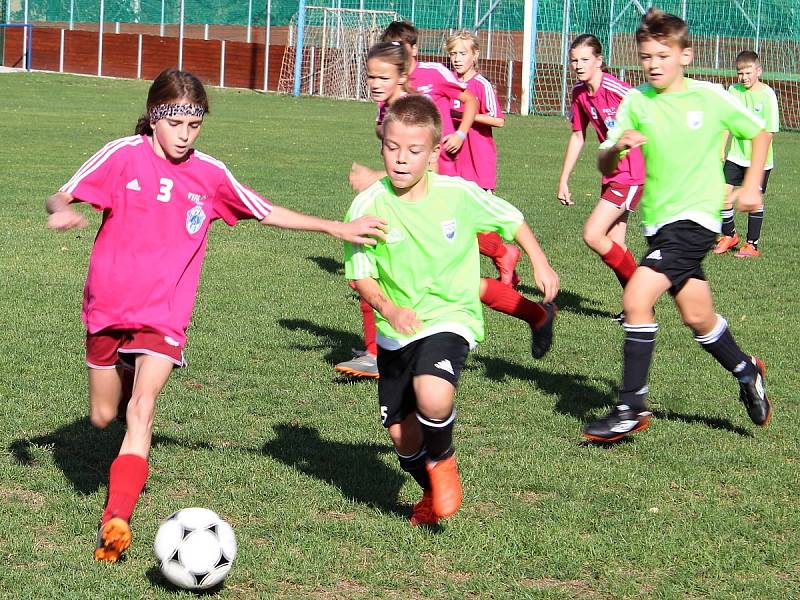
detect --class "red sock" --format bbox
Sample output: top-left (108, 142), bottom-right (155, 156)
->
top-left (601, 242), bottom-right (637, 288)
top-left (102, 454), bottom-right (149, 525)
top-left (480, 278), bottom-right (547, 327)
top-left (477, 232), bottom-right (505, 258)
top-left (359, 297), bottom-right (378, 356)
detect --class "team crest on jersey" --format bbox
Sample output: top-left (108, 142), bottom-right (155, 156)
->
top-left (186, 205), bottom-right (206, 235)
top-left (441, 219), bottom-right (457, 242)
top-left (386, 228), bottom-right (404, 244)
top-left (604, 117), bottom-right (616, 129)
top-left (686, 110), bottom-right (704, 129)
top-left (754, 102), bottom-right (763, 113)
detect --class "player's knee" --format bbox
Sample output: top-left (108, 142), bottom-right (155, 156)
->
top-left (89, 406), bottom-right (116, 429)
top-left (582, 226), bottom-right (603, 251)
top-left (681, 310), bottom-right (714, 333)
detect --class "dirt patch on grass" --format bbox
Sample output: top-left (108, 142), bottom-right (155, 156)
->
top-left (521, 577), bottom-right (602, 598)
top-left (0, 485), bottom-right (46, 508)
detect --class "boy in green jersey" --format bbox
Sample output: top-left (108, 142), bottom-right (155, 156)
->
top-left (713, 50), bottom-right (780, 257)
top-left (582, 8), bottom-right (772, 443)
top-left (344, 95), bottom-right (559, 525)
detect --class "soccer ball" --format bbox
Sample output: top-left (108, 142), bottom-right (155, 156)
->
top-left (154, 507), bottom-right (237, 591)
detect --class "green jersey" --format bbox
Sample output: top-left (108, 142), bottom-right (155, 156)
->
top-left (726, 82), bottom-right (779, 169)
top-left (344, 172), bottom-right (523, 349)
top-left (602, 78), bottom-right (764, 235)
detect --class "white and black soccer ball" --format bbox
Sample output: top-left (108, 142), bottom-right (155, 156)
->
top-left (154, 507), bottom-right (237, 591)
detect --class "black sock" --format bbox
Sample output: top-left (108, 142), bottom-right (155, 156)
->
top-left (417, 410), bottom-right (455, 461)
top-left (694, 315), bottom-right (755, 379)
top-left (396, 447), bottom-right (430, 490)
top-left (619, 323), bottom-right (658, 412)
top-left (746, 209), bottom-right (764, 246)
top-left (721, 208), bottom-right (736, 237)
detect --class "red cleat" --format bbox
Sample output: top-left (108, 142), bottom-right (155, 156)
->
top-left (409, 489), bottom-right (438, 526)
top-left (734, 242), bottom-right (760, 258)
top-left (94, 517), bottom-right (132, 562)
top-left (495, 244), bottom-right (521, 288)
top-left (712, 233), bottom-right (740, 254)
top-left (426, 455), bottom-right (463, 519)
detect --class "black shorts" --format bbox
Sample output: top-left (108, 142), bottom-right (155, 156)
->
top-left (640, 220), bottom-right (716, 295)
top-left (723, 160), bottom-right (771, 193)
top-left (377, 332), bottom-right (470, 428)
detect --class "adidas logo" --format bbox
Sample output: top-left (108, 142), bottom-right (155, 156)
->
top-left (646, 249), bottom-right (662, 261)
top-left (125, 178), bottom-right (141, 191)
top-left (434, 359), bottom-right (454, 375)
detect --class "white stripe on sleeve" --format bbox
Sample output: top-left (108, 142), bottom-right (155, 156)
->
top-left (61, 136), bottom-right (143, 194)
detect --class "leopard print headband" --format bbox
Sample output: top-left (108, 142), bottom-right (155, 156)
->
top-left (148, 103), bottom-right (206, 122)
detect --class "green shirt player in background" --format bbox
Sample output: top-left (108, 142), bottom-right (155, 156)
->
top-left (344, 95), bottom-right (558, 526)
top-left (713, 50), bottom-right (780, 258)
top-left (582, 7), bottom-right (772, 443)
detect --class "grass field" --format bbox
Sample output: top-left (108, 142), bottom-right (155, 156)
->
top-left (1, 72), bottom-right (799, 599)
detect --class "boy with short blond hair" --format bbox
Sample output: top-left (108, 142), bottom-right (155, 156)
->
top-left (583, 8), bottom-right (772, 443)
top-left (344, 95), bottom-right (559, 524)
top-left (713, 50), bottom-right (780, 257)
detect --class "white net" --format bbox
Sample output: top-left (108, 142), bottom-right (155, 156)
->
top-left (278, 7), bottom-right (399, 99)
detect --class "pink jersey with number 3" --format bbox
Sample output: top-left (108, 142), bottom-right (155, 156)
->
top-left (570, 72), bottom-right (645, 186)
top-left (60, 135), bottom-right (273, 345)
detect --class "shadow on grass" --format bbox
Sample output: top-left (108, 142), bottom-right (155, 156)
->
top-left (306, 255), bottom-right (344, 276)
top-left (651, 409), bottom-right (753, 437)
top-left (278, 318), bottom-right (363, 366)
top-left (515, 285), bottom-right (616, 320)
top-left (8, 417), bottom-right (213, 494)
top-left (470, 354), bottom-right (616, 420)
top-left (146, 566), bottom-right (226, 595)
top-left (261, 423), bottom-right (407, 518)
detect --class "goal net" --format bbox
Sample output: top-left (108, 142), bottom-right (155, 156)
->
top-left (278, 7), bottom-right (399, 99)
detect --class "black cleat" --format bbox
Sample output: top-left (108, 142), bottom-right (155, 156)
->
top-left (738, 357), bottom-right (771, 426)
top-left (531, 303), bottom-right (556, 359)
top-left (582, 404), bottom-right (652, 443)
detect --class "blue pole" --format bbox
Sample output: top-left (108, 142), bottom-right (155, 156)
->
top-left (292, 0), bottom-right (306, 97)
top-left (528, 0), bottom-right (538, 114)
top-left (26, 24), bottom-right (32, 70)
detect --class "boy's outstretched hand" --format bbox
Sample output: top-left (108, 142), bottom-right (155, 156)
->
top-left (730, 185), bottom-right (763, 213)
top-left (532, 262), bottom-right (560, 304)
top-left (48, 206), bottom-right (88, 231)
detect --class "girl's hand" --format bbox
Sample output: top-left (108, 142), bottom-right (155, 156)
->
top-left (48, 207), bottom-right (88, 231)
top-left (557, 182), bottom-right (574, 206)
top-left (349, 163), bottom-right (383, 192)
top-left (615, 130), bottom-right (646, 152)
top-left (338, 216), bottom-right (388, 245)
top-left (442, 133), bottom-right (465, 154)
top-left (385, 305), bottom-right (423, 336)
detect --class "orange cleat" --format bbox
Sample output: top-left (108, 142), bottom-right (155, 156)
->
top-left (734, 243), bottom-right (760, 258)
top-left (409, 489), bottom-right (438, 527)
top-left (94, 517), bottom-right (132, 562)
top-left (712, 233), bottom-right (740, 254)
top-left (426, 455), bottom-right (463, 519)
top-left (495, 244), bottom-right (521, 288)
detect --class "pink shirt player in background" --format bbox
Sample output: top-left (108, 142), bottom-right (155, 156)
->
top-left (557, 34), bottom-right (645, 319)
top-left (446, 30), bottom-right (520, 288)
top-left (46, 68), bottom-right (386, 563)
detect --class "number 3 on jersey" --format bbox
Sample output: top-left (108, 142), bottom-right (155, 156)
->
top-left (156, 178), bottom-right (174, 203)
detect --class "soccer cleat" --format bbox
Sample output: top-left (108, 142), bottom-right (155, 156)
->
top-left (409, 489), bottom-right (438, 527)
top-left (530, 303), bottom-right (557, 359)
top-left (733, 243), bottom-right (760, 258)
top-left (712, 233), bottom-right (740, 254)
top-left (495, 243), bottom-right (521, 288)
top-left (334, 350), bottom-right (379, 379)
top-left (738, 357), bottom-right (771, 426)
top-left (425, 455), bottom-right (463, 519)
top-left (612, 310), bottom-right (625, 324)
top-left (582, 404), bottom-right (652, 443)
top-left (94, 517), bottom-right (132, 562)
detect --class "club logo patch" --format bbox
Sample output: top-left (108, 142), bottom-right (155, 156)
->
top-left (441, 219), bottom-right (457, 242)
top-left (386, 228), bottom-right (403, 244)
top-left (754, 102), bottom-right (763, 113)
top-left (604, 117), bottom-right (616, 129)
top-left (686, 110), bottom-right (704, 129)
top-left (186, 205), bottom-right (206, 235)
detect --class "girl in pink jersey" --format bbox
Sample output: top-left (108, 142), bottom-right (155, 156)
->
top-left (445, 30), bottom-right (520, 287)
top-left (556, 35), bottom-right (645, 318)
top-left (46, 68), bottom-right (386, 562)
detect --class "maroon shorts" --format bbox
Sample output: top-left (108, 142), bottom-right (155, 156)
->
top-left (601, 182), bottom-right (643, 210)
top-left (86, 327), bottom-right (186, 370)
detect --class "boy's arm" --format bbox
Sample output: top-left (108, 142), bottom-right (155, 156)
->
top-left (353, 277), bottom-right (422, 336)
top-left (349, 163), bottom-right (387, 193)
top-left (46, 191), bottom-right (89, 230)
top-left (730, 130), bottom-right (770, 212)
top-left (598, 130), bottom-right (646, 176)
top-left (473, 114), bottom-right (505, 128)
top-left (442, 90), bottom-right (478, 154)
top-left (514, 222), bottom-right (559, 303)
top-left (261, 205), bottom-right (387, 245)
top-left (557, 130), bottom-right (586, 205)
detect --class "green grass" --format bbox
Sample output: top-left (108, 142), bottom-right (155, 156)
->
top-left (1, 73), bottom-right (799, 599)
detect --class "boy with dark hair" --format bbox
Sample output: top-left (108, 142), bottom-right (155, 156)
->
top-left (344, 95), bottom-right (559, 524)
top-left (582, 8), bottom-right (772, 443)
top-left (713, 50), bottom-right (780, 258)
